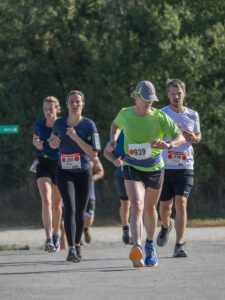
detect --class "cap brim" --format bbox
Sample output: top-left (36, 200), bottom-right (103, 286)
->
top-left (131, 91), bottom-right (159, 101)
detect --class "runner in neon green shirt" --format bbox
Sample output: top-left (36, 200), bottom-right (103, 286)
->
top-left (106, 81), bottom-right (185, 268)
top-left (114, 106), bottom-right (181, 172)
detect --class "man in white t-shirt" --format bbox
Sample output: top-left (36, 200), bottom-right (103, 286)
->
top-left (157, 79), bottom-right (201, 257)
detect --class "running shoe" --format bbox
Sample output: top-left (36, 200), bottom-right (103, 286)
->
top-left (44, 238), bottom-right (55, 252)
top-left (173, 243), bottom-right (188, 258)
top-left (67, 248), bottom-right (79, 262)
top-left (84, 228), bottom-right (91, 244)
top-left (129, 245), bottom-right (144, 268)
top-left (157, 218), bottom-right (174, 247)
top-left (75, 246), bottom-right (82, 261)
top-left (122, 229), bottom-right (132, 245)
top-left (144, 243), bottom-right (158, 267)
top-left (53, 233), bottom-right (60, 252)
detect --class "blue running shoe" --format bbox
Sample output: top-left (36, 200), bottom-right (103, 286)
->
top-left (129, 245), bottom-right (144, 268)
top-left (45, 238), bottom-right (55, 252)
top-left (53, 233), bottom-right (60, 252)
top-left (144, 243), bottom-right (158, 267)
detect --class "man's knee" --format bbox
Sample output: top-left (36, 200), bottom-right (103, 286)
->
top-left (175, 196), bottom-right (187, 212)
top-left (131, 200), bottom-right (144, 215)
top-left (160, 200), bottom-right (173, 214)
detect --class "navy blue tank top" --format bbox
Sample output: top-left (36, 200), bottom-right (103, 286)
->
top-left (52, 116), bottom-right (97, 173)
top-left (34, 118), bottom-right (59, 160)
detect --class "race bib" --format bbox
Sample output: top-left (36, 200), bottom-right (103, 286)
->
top-left (166, 151), bottom-right (187, 167)
top-left (128, 143), bottom-right (152, 160)
top-left (61, 153), bottom-right (81, 169)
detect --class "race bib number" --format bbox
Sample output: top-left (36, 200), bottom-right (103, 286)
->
top-left (61, 153), bottom-right (81, 169)
top-left (166, 151), bottom-right (187, 167)
top-left (128, 143), bottom-right (152, 160)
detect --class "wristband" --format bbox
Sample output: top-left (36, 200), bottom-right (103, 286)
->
top-left (168, 141), bottom-right (173, 149)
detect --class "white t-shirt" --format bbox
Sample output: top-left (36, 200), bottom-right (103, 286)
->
top-left (161, 106), bottom-right (200, 170)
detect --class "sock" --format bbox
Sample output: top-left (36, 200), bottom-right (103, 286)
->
top-left (146, 239), bottom-right (154, 245)
top-left (123, 225), bottom-right (129, 231)
top-left (84, 228), bottom-right (88, 232)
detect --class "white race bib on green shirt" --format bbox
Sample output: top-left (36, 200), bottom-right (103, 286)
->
top-left (128, 143), bottom-right (152, 160)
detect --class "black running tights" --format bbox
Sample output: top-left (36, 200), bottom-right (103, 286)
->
top-left (56, 167), bottom-right (92, 246)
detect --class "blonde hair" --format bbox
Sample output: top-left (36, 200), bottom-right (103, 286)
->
top-left (66, 90), bottom-right (85, 104)
top-left (43, 96), bottom-right (61, 113)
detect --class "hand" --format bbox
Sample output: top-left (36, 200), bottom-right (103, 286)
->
top-left (106, 140), bottom-right (117, 152)
top-left (48, 136), bottom-right (61, 149)
top-left (66, 127), bottom-right (78, 141)
top-left (182, 128), bottom-right (197, 143)
top-left (113, 156), bottom-right (123, 167)
top-left (151, 139), bottom-right (170, 150)
top-left (33, 136), bottom-right (44, 150)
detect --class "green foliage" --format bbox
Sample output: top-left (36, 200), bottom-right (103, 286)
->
top-left (0, 0), bottom-right (225, 219)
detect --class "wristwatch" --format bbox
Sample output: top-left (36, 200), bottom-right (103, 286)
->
top-left (168, 141), bottom-right (173, 149)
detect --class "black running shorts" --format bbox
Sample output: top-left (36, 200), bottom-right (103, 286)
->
top-left (160, 169), bottom-right (194, 201)
top-left (115, 176), bottom-right (128, 200)
top-left (123, 165), bottom-right (164, 189)
top-left (36, 157), bottom-right (58, 185)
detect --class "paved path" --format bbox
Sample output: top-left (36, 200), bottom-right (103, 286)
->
top-left (0, 226), bottom-right (225, 300)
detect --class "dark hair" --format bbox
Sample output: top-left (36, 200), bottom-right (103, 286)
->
top-left (66, 90), bottom-right (85, 104)
top-left (166, 79), bottom-right (186, 92)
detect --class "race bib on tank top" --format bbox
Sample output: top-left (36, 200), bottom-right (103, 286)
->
top-left (61, 153), bottom-right (81, 169)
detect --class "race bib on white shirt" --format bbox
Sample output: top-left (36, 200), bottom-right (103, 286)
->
top-left (166, 151), bottom-right (187, 167)
top-left (128, 143), bottom-right (152, 160)
top-left (61, 153), bottom-right (81, 169)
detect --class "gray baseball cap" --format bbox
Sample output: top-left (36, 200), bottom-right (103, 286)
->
top-left (131, 80), bottom-right (158, 101)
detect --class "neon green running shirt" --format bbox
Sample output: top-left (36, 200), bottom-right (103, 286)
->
top-left (114, 106), bottom-right (181, 172)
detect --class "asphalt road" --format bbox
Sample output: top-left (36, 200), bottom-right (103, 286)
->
top-left (0, 226), bottom-right (225, 300)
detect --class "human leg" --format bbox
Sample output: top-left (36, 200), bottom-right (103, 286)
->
top-left (120, 200), bottom-right (132, 244)
top-left (56, 168), bottom-right (76, 248)
top-left (74, 169), bottom-right (92, 246)
top-left (60, 219), bottom-right (68, 249)
top-left (157, 199), bottom-right (174, 247)
top-left (144, 187), bottom-right (162, 240)
top-left (84, 198), bottom-right (95, 243)
top-left (124, 180), bottom-right (145, 246)
top-left (116, 176), bottom-right (131, 244)
top-left (173, 197), bottom-right (188, 258)
top-left (174, 195), bottom-right (187, 244)
top-left (120, 200), bottom-right (130, 226)
top-left (37, 177), bottom-right (55, 252)
top-left (159, 199), bottom-right (173, 228)
top-left (37, 177), bottom-right (53, 239)
top-left (52, 184), bottom-right (62, 235)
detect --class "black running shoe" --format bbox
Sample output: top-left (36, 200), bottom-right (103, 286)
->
top-left (122, 229), bottom-right (132, 245)
top-left (75, 246), bottom-right (82, 261)
top-left (84, 228), bottom-right (91, 244)
top-left (67, 248), bottom-right (79, 262)
top-left (173, 243), bottom-right (188, 258)
top-left (157, 218), bottom-right (174, 247)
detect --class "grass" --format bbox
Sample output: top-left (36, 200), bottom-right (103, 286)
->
top-left (0, 245), bottom-right (30, 251)
top-left (94, 217), bottom-right (225, 227)
top-left (186, 218), bottom-right (225, 227)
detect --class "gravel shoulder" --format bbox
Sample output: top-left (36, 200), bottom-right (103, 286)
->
top-left (0, 226), bottom-right (224, 249)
